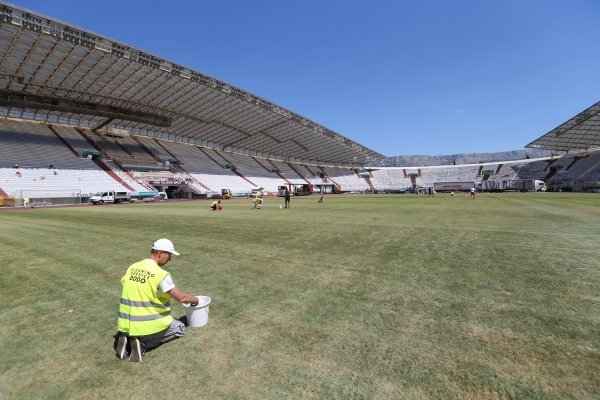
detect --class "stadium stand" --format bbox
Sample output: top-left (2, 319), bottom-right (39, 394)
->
top-left (48, 125), bottom-right (97, 157)
top-left (135, 137), bottom-right (172, 164)
top-left (189, 173), bottom-right (253, 193)
top-left (544, 150), bottom-right (600, 191)
top-left (161, 142), bottom-right (229, 175)
top-left (212, 151), bottom-right (271, 177)
top-left (264, 160), bottom-right (306, 184)
top-left (0, 167), bottom-right (133, 197)
top-left (0, 120), bottom-right (92, 169)
top-left (2, 114), bottom-right (596, 199)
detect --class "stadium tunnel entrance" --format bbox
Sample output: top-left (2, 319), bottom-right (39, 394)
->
top-left (149, 183), bottom-right (194, 199)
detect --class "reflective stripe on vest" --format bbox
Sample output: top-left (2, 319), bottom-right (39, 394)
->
top-left (120, 298), bottom-right (171, 309)
top-left (118, 310), bottom-right (172, 321)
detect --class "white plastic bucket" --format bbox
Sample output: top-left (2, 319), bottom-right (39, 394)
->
top-left (183, 296), bottom-right (211, 328)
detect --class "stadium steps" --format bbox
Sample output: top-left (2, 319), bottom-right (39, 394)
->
top-left (286, 162), bottom-right (312, 184)
top-left (302, 164), bottom-right (317, 177)
top-left (136, 137), bottom-right (174, 161)
top-left (112, 161), bottom-right (154, 192)
top-left (573, 156), bottom-right (600, 181)
top-left (355, 169), bottom-right (375, 191)
top-left (154, 139), bottom-right (182, 165)
top-left (93, 161), bottom-right (135, 192)
top-left (543, 160), bottom-right (559, 181)
top-left (74, 129), bottom-right (136, 192)
top-left (252, 157), bottom-right (279, 176)
top-left (578, 159), bottom-right (600, 181)
top-left (252, 157), bottom-right (292, 185)
top-left (47, 125), bottom-right (80, 157)
top-left (131, 136), bottom-right (164, 163)
top-left (0, 120), bottom-right (90, 169)
top-left (185, 177), bottom-right (211, 194)
top-left (190, 173), bottom-right (253, 193)
top-left (319, 167), bottom-right (341, 190)
top-left (262, 159), bottom-right (291, 185)
top-left (182, 172), bottom-right (213, 192)
top-left (566, 155), bottom-right (586, 170)
top-left (210, 150), bottom-right (258, 187)
top-left (213, 151), bottom-right (270, 177)
top-left (197, 147), bottom-right (229, 170)
top-left (46, 125), bottom-right (98, 161)
top-left (152, 142), bottom-right (216, 189)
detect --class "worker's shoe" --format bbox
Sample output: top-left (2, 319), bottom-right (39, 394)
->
top-left (115, 335), bottom-right (129, 360)
top-left (129, 338), bottom-right (144, 362)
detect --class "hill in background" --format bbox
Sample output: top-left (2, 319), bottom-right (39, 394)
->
top-left (380, 149), bottom-right (554, 167)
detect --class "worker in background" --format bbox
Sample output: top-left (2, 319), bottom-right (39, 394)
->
top-left (284, 188), bottom-right (291, 208)
top-left (210, 200), bottom-right (222, 210)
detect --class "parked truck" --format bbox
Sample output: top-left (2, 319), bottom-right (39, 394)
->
top-left (483, 179), bottom-right (546, 192)
top-left (505, 179), bottom-right (546, 192)
top-left (89, 191), bottom-right (131, 204)
top-left (433, 181), bottom-right (477, 192)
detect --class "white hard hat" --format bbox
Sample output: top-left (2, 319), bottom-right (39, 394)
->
top-left (152, 238), bottom-right (180, 255)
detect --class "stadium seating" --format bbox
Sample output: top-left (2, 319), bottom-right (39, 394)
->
top-left (135, 137), bottom-right (171, 162)
top-left (545, 151), bottom-right (600, 190)
top-left (212, 151), bottom-right (271, 177)
top-left (162, 142), bottom-right (231, 174)
top-left (0, 167), bottom-right (133, 197)
top-left (48, 125), bottom-right (97, 157)
top-left (0, 120), bottom-right (92, 169)
top-left (2, 117), bottom-right (596, 201)
top-left (190, 173), bottom-right (254, 193)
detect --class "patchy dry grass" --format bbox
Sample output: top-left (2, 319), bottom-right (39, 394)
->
top-left (0, 192), bottom-right (598, 399)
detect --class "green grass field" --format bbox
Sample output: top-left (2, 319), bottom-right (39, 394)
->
top-left (0, 193), bottom-right (598, 399)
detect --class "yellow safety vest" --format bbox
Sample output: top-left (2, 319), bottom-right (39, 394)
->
top-left (117, 259), bottom-right (174, 336)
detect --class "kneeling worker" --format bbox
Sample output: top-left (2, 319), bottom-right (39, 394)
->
top-left (210, 200), bottom-right (222, 211)
top-left (114, 238), bottom-right (199, 362)
top-left (252, 197), bottom-right (263, 209)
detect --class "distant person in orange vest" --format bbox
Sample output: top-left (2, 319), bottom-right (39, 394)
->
top-left (317, 195), bottom-right (324, 203)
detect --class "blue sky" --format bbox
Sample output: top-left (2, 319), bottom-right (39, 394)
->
top-left (10, 0), bottom-right (600, 156)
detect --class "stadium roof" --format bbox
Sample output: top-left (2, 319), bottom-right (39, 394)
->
top-left (0, 2), bottom-right (384, 167)
top-left (526, 100), bottom-right (600, 152)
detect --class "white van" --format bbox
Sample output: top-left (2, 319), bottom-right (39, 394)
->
top-left (90, 191), bottom-right (131, 204)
